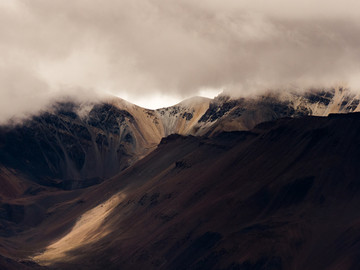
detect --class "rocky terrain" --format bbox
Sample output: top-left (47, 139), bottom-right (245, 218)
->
top-left (1, 88), bottom-right (360, 269)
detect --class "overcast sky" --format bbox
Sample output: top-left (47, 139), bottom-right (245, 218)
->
top-left (1, 0), bottom-right (360, 121)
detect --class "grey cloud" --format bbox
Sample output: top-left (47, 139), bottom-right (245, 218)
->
top-left (0, 64), bottom-right (49, 122)
top-left (0, 0), bottom-right (360, 121)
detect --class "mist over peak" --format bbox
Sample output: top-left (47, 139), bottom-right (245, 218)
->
top-left (1, 1), bottom-right (360, 123)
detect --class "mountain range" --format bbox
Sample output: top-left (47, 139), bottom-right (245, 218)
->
top-left (1, 87), bottom-right (360, 269)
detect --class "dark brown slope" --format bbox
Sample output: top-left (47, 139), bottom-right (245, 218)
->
top-left (16, 112), bottom-right (360, 270)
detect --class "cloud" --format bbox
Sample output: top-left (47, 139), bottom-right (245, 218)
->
top-left (0, 0), bottom-right (360, 119)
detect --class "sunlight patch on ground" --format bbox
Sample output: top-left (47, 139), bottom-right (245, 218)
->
top-left (32, 193), bottom-right (125, 266)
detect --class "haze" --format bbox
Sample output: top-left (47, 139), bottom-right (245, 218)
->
top-left (1, 0), bottom-right (360, 122)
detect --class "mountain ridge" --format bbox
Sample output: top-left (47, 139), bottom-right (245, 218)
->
top-left (0, 87), bottom-right (359, 191)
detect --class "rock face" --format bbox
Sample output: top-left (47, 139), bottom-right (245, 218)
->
top-left (0, 87), bottom-right (359, 190)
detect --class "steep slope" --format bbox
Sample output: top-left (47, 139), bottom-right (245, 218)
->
top-left (7, 112), bottom-right (360, 269)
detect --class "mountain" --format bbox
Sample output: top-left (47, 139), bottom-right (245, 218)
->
top-left (0, 96), bottom-right (211, 191)
top-left (0, 99), bottom-right (162, 190)
top-left (3, 112), bottom-right (359, 269)
top-left (1, 88), bottom-right (360, 269)
top-left (191, 87), bottom-right (360, 136)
